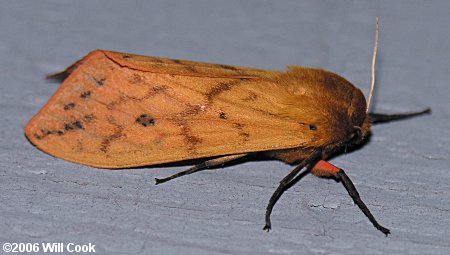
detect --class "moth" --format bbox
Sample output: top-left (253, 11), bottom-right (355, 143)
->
top-left (25, 23), bottom-right (429, 235)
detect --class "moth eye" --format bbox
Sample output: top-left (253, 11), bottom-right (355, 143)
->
top-left (309, 124), bottom-right (317, 131)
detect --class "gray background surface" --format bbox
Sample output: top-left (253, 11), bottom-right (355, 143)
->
top-left (1, 1), bottom-right (449, 254)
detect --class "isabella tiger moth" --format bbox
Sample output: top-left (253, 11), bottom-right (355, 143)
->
top-left (25, 19), bottom-right (430, 235)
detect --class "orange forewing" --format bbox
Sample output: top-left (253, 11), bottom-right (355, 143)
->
top-left (25, 50), bottom-right (343, 168)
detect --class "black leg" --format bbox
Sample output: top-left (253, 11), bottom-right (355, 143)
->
top-left (369, 108), bottom-right (430, 124)
top-left (263, 150), bottom-right (322, 231)
top-left (155, 154), bottom-right (247, 184)
top-left (336, 169), bottom-right (391, 236)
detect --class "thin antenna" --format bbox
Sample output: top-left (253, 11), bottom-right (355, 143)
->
top-left (366, 17), bottom-right (379, 113)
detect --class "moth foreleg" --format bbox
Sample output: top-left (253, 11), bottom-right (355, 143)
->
top-left (263, 149), bottom-right (322, 231)
top-left (311, 160), bottom-right (391, 236)
top-left (369, 108), bottom-right (430, 124)
top-left (155, 154), bottom-right (247, 185)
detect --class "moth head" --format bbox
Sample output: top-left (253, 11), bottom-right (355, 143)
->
top-left (345, 117), bottom-right (371, 148)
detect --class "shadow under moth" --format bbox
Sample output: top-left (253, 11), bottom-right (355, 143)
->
top-left (25, 20), bottom-right (430, 235)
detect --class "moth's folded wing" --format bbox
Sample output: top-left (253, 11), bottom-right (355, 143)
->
top-left (25, 50), bottom-right (313, 168)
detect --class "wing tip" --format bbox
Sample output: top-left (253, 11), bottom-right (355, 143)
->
top-left (45, 49), bottom-right (107, 82)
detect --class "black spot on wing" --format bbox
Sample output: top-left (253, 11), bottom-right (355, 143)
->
top-left (36, 120), bottom-right (83, 140)
top-left (63, 103), bottom-right (75, 110)
top-left (136, 114), bottom-right (155, 127)
top-left (219, 111), bottom-right (227, 119)
top-left (64, 121), bottom-right (83, 131)
top-left (80, 91), bottom-right (91, 99)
